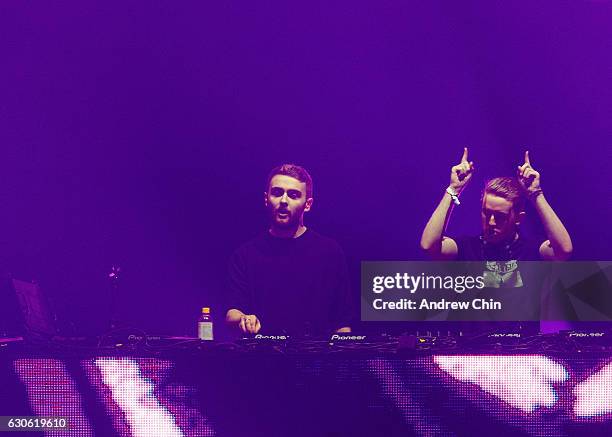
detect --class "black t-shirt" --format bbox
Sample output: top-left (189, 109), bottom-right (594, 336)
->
top-left (453, 234), bottom-right (543, 332)
top-left (227, 229), bottom-right (352, 335)
top-left (455, 235), bottom-right (541, 261)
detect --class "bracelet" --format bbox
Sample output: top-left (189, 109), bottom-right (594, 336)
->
top-left (446, 187), bottom-right (460, 205)
top-left (528, 189), bottom-right (543, 200)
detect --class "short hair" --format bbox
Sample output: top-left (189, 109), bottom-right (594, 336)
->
top-left (266, 163), bottom-right (314, 198)
top-left (482, 177), bottom-right (526, 212)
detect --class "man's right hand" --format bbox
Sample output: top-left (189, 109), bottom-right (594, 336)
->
top-left (239, 314), bottom-right (261, 334)
top-left (449, 147), bottom-right (475, 194)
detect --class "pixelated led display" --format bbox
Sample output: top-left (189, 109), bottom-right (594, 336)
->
top-left (574, 362), bottom-right (612, 418)
top-left (13, 359), bottom-right (94, 436)
top-left (5, 355), bottom-right (612, 436)
top-left (94, 358), bottom-right (184, 437)
top-left (433, 355), bottom-right (568, 412)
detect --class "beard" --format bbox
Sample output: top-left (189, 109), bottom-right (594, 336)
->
top-left (269, 207), bottom-right (301, 228)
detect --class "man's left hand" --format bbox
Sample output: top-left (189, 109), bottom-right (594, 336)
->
top-left (517, 150), bottom-right (542, 196)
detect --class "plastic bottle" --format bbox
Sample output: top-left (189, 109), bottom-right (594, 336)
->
top-left (198, 307), bottom-right (213, 340)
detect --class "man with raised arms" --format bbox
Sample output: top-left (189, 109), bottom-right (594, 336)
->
top-left (419, 148), bottom-right (573, 330)
top-left (420, 148), bottom-right (572, 263)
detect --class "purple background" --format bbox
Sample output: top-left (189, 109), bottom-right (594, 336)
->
top-left (1, 2), bottom-right (611, 335)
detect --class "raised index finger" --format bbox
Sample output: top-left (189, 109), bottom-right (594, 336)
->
top-left (524, 150), bottom-right (531, 165)
top-left (461, 147), bottom-right (469, 163)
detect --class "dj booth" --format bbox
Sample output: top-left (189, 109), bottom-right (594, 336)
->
top-left (2, 334), bottom-right (612, 437)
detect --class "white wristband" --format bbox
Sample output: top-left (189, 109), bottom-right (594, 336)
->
top-left (446, 187), bottom-right (460, 205)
